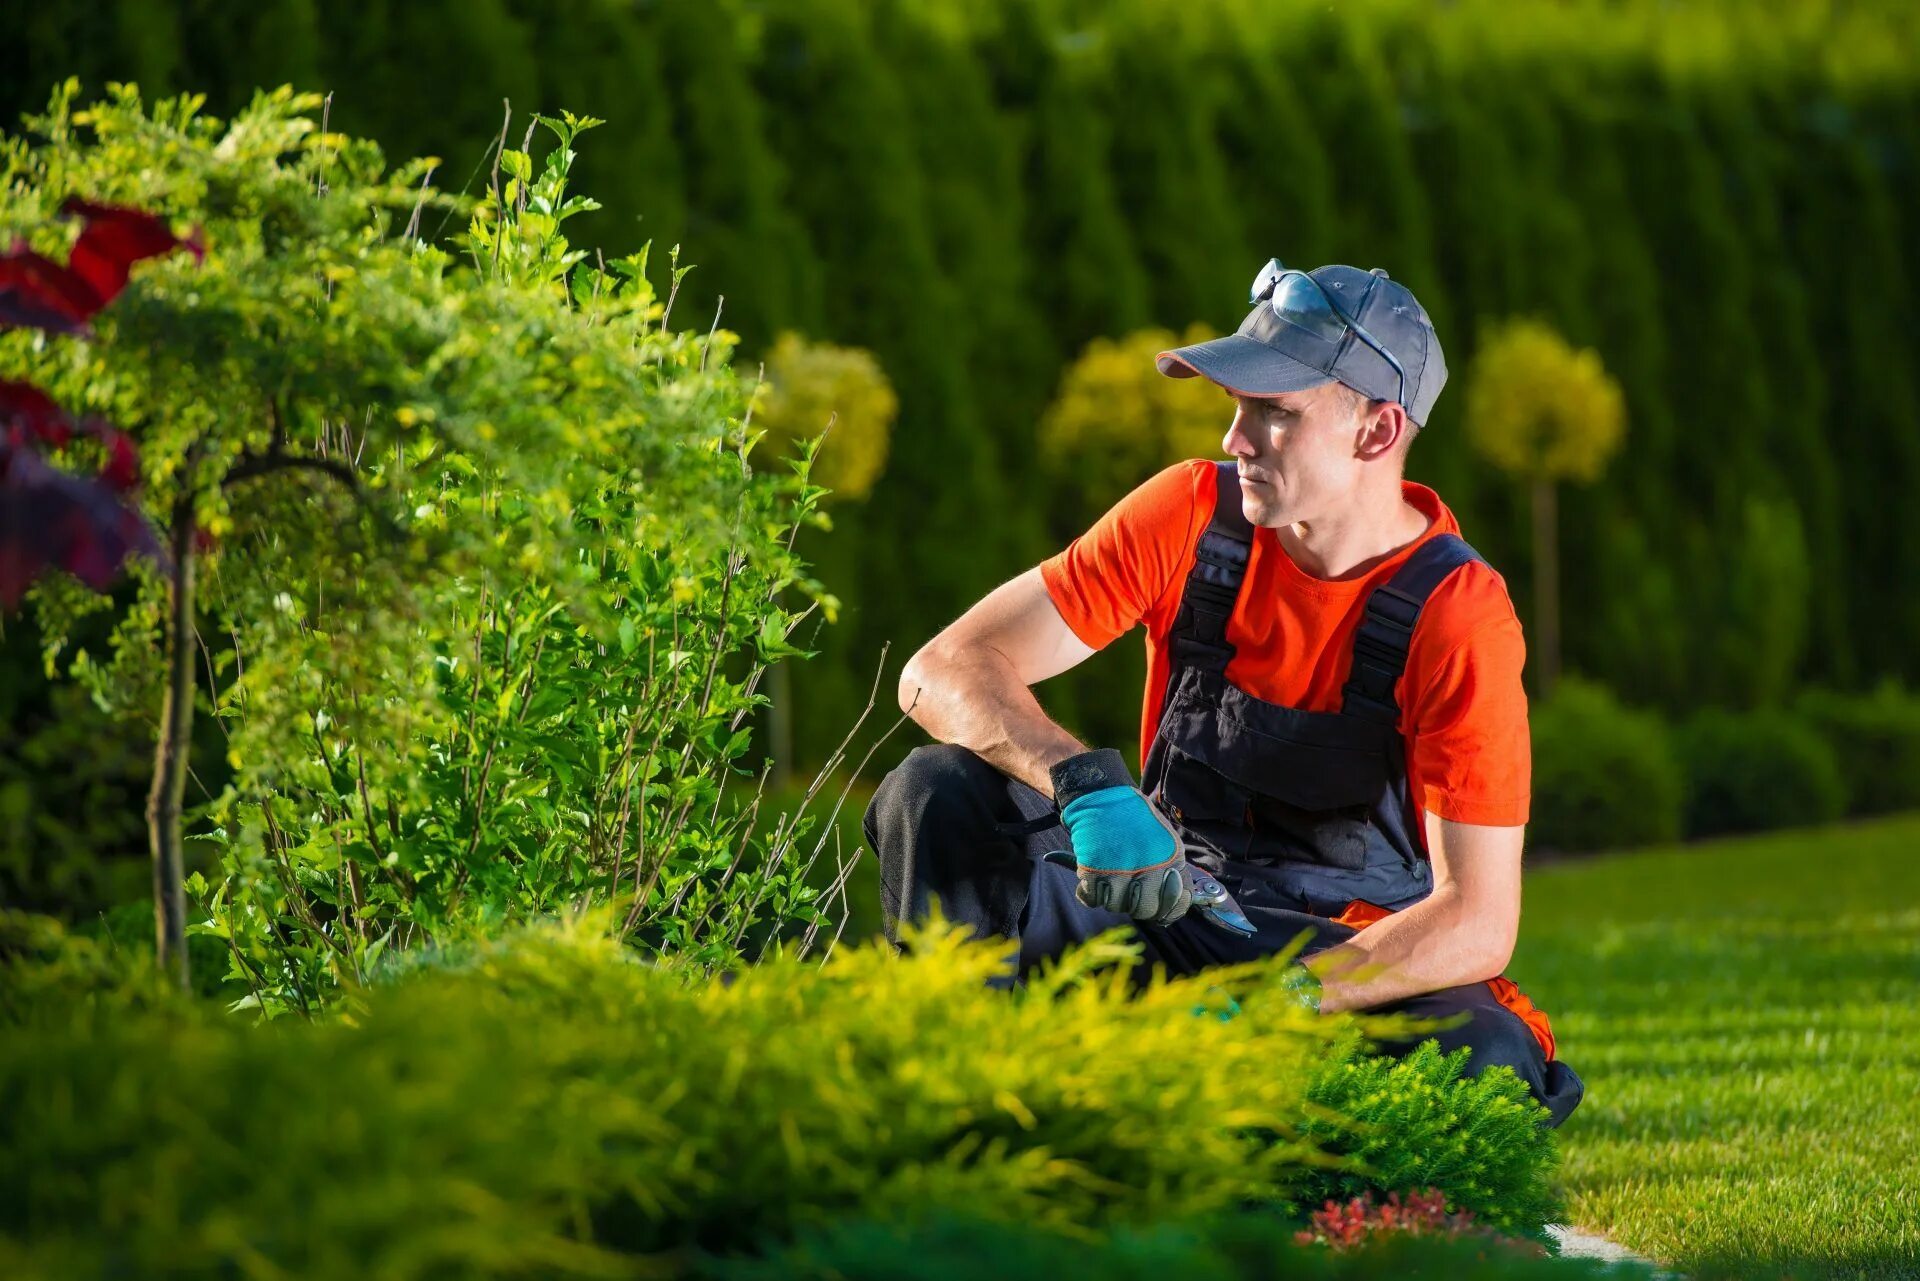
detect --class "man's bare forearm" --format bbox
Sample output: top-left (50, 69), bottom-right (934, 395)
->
top-left (898, 644), bottom-right (1091, 798)
top-left (1305, 887), bottom-right (1502, 1013)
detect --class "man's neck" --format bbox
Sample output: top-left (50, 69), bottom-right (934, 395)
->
top-left (1278, 479), bottom-right (1431, 580)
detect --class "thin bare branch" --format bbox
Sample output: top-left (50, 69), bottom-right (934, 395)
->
top-left (700, 295), bottom-right (725, 373)
top-left (404, 163), bottom-right (437, 241)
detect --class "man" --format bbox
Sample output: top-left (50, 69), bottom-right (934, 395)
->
top-left (863, 261), bottom-right (1583, 1127)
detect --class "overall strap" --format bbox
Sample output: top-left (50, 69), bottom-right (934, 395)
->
top-left (1167, 462), bottom-right (1255, 677)
top-left (1342, 533), bottom-right (1485, 726)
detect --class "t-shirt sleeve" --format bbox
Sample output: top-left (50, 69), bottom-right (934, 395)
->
top-left (1038, 460), bottom-right (1208, 651)
top-left (1403, 571), bottom-right (1532, 827)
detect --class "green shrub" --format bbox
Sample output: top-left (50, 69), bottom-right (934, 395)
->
top-left (0, 917), bottom-right (1569, 1277)
top-left (1794, 683), bottom-right (1920, 817)
top-left (3, 85), bottom-right (849, 1007)
top-left (1677, 709), bottom-right (1848, 839)
top-left (708, 1209), bottom-right (1660, 1281)
top-left (1293, 1041), bottom-right (1563, 1237)
top-left (1527, 677), bottom-right (1683, 854)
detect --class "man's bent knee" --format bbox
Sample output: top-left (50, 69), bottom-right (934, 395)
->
top-left (866, 743), bottom-right (1028, 942)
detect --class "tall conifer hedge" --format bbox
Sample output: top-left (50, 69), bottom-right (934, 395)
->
top-left (10, 0), bottom-right (1919, 770)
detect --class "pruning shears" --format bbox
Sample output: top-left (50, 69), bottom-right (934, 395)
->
top-left (1040, 850), bottom-right (1256, 938)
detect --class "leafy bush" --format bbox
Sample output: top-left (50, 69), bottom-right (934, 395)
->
top-left (709, 1210), bottom-right (1660, 1281)
top-left (1293, 1041), bottom-right (1563, 1237)
top-left (1794, 682), bottom-right (1920, 817)
top-left (1677, 709), bottom-right (1848, 839)
top-left (1527, 677), bottom-right (1683, 854)
top-left (2, 85), bottom-right (849, 1007)
top-left (0, 916), bottom-right (1570, 1277)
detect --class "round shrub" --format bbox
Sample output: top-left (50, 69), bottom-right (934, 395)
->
top-left (1527, 677), bottom-right (1683, 854)
top-left (1676, 709), bottom-right (1848, 839)
top-left (1793, 683), bottom-right (1920, 817)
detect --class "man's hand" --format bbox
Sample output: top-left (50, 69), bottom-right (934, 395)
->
top-left (1050, 748), bottom-right (1194, 925)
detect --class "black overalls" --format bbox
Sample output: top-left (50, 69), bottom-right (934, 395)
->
top-left (864, 461), bottom-right (1585, 1125)
top-left (1140, 461), bottom-right (1467, 917)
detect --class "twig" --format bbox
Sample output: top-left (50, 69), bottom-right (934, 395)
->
top-left (489, 100), bottom-right (511, 276)
top-left (404, 163), bottom-right (437, 242)
top-left (700, 295), bottom-right (725, 373)
top-left (316, 92), bottom-right (333, 198)
top-left (678, 758), bottom-right (776, 944)
top-left (731, 642), bottom-right (895, 952)
top-left (223, 450), bottom-right (360, 490)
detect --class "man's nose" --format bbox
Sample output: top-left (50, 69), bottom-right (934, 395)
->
top-left (1222, 410), bottom-right (1257, 458)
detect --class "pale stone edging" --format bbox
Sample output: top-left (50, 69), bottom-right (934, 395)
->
top-left (1545, 1223), bottom-right (1682, 1277)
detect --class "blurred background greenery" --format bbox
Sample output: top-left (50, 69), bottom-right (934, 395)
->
top-left (8, 0), bottom-right (1920, 934)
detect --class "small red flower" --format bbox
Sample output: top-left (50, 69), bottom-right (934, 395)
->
top-left (1292, 1187), bottom-right (1541, 1255)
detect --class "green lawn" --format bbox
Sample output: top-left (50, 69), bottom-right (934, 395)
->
top-left (1512, 815), bottom-right (1920, 1280)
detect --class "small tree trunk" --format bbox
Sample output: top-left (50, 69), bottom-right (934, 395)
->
top-left (147, 500), bottom-right (198, 991)
top-left (1531, 475), bottom-right (1560, 700)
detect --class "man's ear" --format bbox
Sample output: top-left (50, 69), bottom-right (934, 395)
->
top-left (1353, 399), bottom-right (1409, 462)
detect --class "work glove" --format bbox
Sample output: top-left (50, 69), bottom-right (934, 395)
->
top-left (1049, 748), bottom-right (1194, 925)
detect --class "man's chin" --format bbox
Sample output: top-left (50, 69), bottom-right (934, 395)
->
top-left (1238, 488), bottom-right (1288, 529)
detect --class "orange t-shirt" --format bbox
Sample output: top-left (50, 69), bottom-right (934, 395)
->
top-left (1039, 460), bottom-right (1531, 842)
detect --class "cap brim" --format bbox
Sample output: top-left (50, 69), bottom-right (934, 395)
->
top-left (1155, 334), bottom-right (1335, 396)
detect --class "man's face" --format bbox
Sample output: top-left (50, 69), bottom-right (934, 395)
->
top-left (1219, 382), bottom-right (1369, 528)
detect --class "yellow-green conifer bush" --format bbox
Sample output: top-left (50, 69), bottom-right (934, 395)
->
top-left (748, 331), bottom-right (898, 790)
top-left (1040, 324), bottom-right (1227, 520)
top-left (1035, 323), bottom-right (1232, 749)
top-left (1464, 318), bottom-right (1626, 697)
top-left (0, 913), bottom-right (1563, 1276)
top-left (752, 332), bottom-right (899, 503)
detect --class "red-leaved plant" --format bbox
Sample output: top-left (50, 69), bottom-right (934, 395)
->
top-left (1294, 1188), bottom-right (1548, 1256)
top-left (0, 197), bottom-right (201, 606)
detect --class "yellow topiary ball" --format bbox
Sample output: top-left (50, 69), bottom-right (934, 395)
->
top-left (1039, 323), bottom-right (1229, 503)
top-left (751, 331), bottom-right (898, 503)
top-left (1464, 318), bottom-right (1626, 484)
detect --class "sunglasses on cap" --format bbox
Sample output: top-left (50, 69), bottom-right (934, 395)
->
top-left (1251, 259), bottom-right (1407, 408)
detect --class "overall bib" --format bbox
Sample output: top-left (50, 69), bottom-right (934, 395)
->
top-left (1135, 460), bottom-right (1558, 1058)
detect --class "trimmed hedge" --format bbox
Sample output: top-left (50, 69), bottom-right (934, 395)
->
top-left (5, 1), bottom-right (1920, 779)
top-left (1677, 709), bottom-right (1848, 839)
top-left (1794, 683), bottom-right (1920, 818)
top-left (1528, 678), bottom-right (1684, 854)
top-left (0, 913), bottom-right (1565, 1278)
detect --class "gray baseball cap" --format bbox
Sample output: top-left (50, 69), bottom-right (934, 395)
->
top-left (1156, 264), bottom-right (1447, 427)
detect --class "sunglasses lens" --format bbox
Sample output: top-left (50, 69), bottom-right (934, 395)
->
top-left (1266, 272), bottom-right (1348, 342)
top-left (1249, 258), bottom-right (1284, 304)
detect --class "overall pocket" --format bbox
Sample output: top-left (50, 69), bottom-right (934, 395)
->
top-left (1154, 674), bottom-right (1394, 873)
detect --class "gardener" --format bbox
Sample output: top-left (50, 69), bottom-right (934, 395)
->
top-left (864, 261), bottom-right (1584, 1127)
